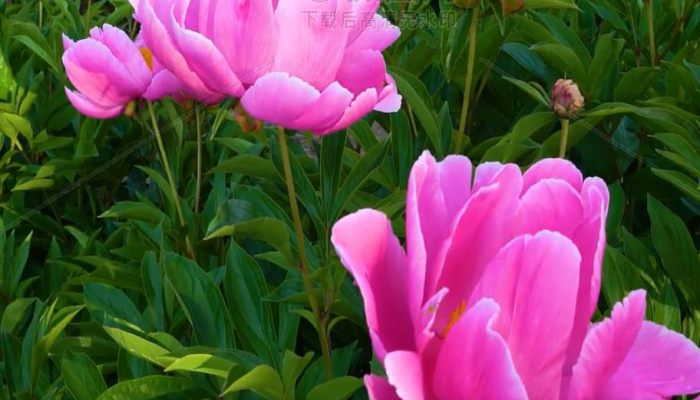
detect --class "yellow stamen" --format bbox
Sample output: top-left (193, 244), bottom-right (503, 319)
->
top-left (442, 300), bottom-right (467, 337)
top-left (140, 48), bottom-right (154, 71)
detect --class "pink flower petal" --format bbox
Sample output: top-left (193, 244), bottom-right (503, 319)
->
top-left (317, 88), bottom-right (378, 135)
top-left (602, 321), bottom-right (700, 398)
top-left (290, 82), bottom-right (353, 133)
top-left (64, 87), bottom-right (124, 119)
top-left (365, 375), bottom-right (401, 400)
top-left (522, 158), bottom-right (583, 193)
top-left (143, 70), bottom-right (186, 101)
top-left (168, 9), bottom-right (243, 97)
top-left (336, 49), bottom-right (386, 96)
top-left (241, 72), bottom-right (320, 128)
top-left (331, 209), bottom-right (415, 361)
top-left (347, 14), bottom-right (400, 53)
top-left (374, 74), bottom-right (402, 113)
top-left (137, 0), bottom-right (220, 103)
top-left (433, 299), bottom-right (528, 399)
top-left (565, 177), bottom-right (609, 371)
top-left (514, 178), bottom-right (584, 238)
top-left (385, 351), bottom-right (425, 400)
top-left (469, 231), bottom-right (582, 399)
top-left (273, 0), bottom-right (352, 89)
top-left (434, 163), bottom-right (523, 333)
top-left (569, 290), bottom-right (647, 399)
top-left (213, 0), bottom-right (276, 84)
top-left (62, 39), bottom-right (139, 107)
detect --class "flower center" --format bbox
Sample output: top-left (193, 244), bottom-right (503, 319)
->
top-left (441, 300), bottom-right (467, 337)
top-left (140, 48), bottom-right (154, 71)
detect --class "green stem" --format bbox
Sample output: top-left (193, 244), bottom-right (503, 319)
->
top-left (147, 102), bottom-right (194, 257)
top-left (85, 0), bottom-right (91, 32)
top-left (194, 107), bottom-right (203, 214)
top-left (646, 0), bottom-right (656, 66)
top-left (38, 0), bottom-right (43, 28)
top-left (277, 127), bottom-right (334, 380)
top-left (558, 118), bottom-right (570, 158)
top-left (455, 6), bottom-right (480, 154)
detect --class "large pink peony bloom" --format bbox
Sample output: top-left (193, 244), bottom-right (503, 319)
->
top-left (134, 0), bottom-right (401, 135)
top-left (332, 151), bottom-right (700, 399)
top-left (62, 24), bottom-right (183, 119)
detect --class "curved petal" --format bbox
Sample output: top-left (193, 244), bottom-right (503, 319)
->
top-left (365, 375), bottom-right (401, 400)
top-left (374, 74), bottom-right (402, 113)
top-left (317, 88), bottom-right (377, 135)
top-left (433, 299), bottom-right (528, 400)
top-left (602, 321), bottom-right (700, 398)
top-left (569, 290), bottom-right (647, 400)
top-left (514, 178), bottom-right (584, 238)
top-left (62, 39), bottom-right (139, 107)
top-left (406, 152), bottom-right (472, 320)
top-left (213, 0), bottom-right (276, 84)
top-left (168, 9), bottom-right (243, 97)
top-left (65, 88), bottom-right (124, 119)
top-left (331, 209), bottom-right (415, 361)
top-left (241, 72), bottom-right (320, 127)
top-left (89, 24), bottom-right (151, 90)
top-left (522, 157), bottom-right (583, 193)
top-left (143, 70), bottom-right (186, 101)
top-left (347, 14), bottom-right (400, 53)
top-left (273, 0), bottom-right (352, 89)
top-left (336, 49), bottom-right (386, 96)
top-left (565, 177), bottom-right (610, 371)
top-left (385, 351), bottom-right (424, 400)
top-left (137, 0), bottom-right (219, 103)
top-left (434, 163), bottom-right (523, 333)
top-left (469, 231), bottom-right (582, 399)
top-left (290, 82), bottom-right (353, 132)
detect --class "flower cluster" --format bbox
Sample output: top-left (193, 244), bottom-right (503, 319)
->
top-left (61, 0), bottom-right (401, 135)
top-left (332, 152), bottom-right (700, 399)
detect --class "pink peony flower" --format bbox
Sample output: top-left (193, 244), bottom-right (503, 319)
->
top-left (134, 0), bottom-right (401, 134)
top-left (332, 151), bottom-right (700, 399)
top-left (62, 24), bottom-right (153, 119)
top-left (62, 24), bottom-right (184, 119)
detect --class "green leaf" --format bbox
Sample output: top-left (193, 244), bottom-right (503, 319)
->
top-left (614, 67), bottom-right (657, 102)
top-left (163, 252), bottom-right (235, 348)
top-left (651, 169), bottom-right (700, 204)
top-left (211, 154), bottom-right (278, 179)
top-left (61, 351), bottom-right (107, 400)
top-left (99, 201), bottom-right (171, 227)
top-left (281, 351), bottom-right (313, 398)
top-left (95, 376), bottom-right (195, 400)
top-left (163, 354), bottom-right (234, 378)
top-left (224, 243), bottom-right (275, 362)
top-left (647, 195), bottom-right (700, 307)
top-left (84, 283), bottom-right (143, 329)
top-left (331, 141), bottom-right (389, 220)
top-left (306, 376), bottom-right (363, 400)
top-left (501, 77), bottom-right (551, 108)
top-left (221, 365), bottom-right (284, 399)
top-left (524, 0), bottom-right (579, 9)
top-left (31, 305), bottom-right (84, 386)
top-left (389, 67), bottom-right (441, 156)
top-left (12, 178), bottom-right (54, 192)
top-left (102, 327), bottom-right (169, 367)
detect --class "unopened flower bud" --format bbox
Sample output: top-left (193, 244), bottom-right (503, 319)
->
top-left (454, 0), bottom-right (480, 8)
top-left (551, 79), bottom-right (584, 119)
top-left (501, 0), bottom-right (524, 14)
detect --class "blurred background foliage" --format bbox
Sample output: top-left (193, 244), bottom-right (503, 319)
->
top-left (1, 0), bottom-right (700, 398)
